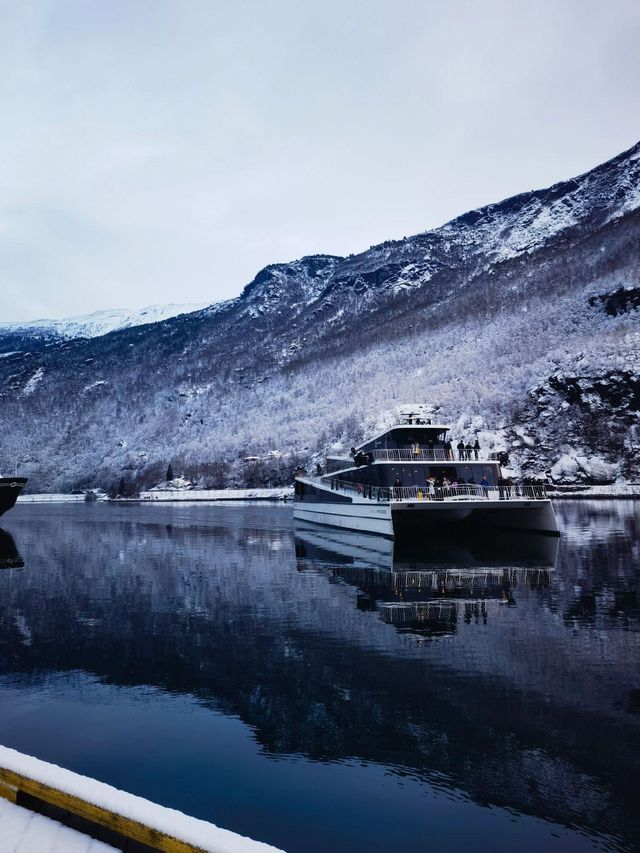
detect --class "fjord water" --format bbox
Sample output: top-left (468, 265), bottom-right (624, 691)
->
top-left (0, 503), bottom-right (637, 852)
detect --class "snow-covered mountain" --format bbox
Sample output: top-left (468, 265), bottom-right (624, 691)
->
top-left (1, 141), bottom-right (639, 491)
top-left (0, 303), bottom-right (208, 354)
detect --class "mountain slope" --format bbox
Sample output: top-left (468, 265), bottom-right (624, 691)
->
top-left (1, 142), bottom-right (639, 491)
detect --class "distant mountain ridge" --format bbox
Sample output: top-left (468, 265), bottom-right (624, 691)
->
top-left (1, 141), bottom-right (639, 491)
top-left (0, 303), bottom-right (208, 354)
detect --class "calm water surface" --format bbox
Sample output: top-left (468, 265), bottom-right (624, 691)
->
top-left (0, 501), bottom-right (638, 852)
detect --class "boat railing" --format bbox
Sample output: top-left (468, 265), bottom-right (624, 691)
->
top-left (369, 448), bottom-right (490, 463)
top-left (387, 483), bottom-right (548, 502)
top-left (315, 477), bottom-right (548, 502)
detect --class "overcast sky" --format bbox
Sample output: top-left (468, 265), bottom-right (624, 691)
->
top-left (1, 0), bottom-right (639, 321)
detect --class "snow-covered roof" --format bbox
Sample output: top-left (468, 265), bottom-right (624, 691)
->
top-left (356, 423), bottom-right (450, 450)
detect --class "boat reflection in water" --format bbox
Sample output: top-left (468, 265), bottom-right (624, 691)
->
top-left (0, 529), bottom-right (24, 570)
top-left (294, 522), bottom-right (558, 639)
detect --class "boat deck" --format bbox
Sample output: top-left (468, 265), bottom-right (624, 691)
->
top-left (300, 476), bottom-right (549, 504)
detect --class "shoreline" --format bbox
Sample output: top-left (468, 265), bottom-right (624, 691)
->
top-left (547, 485), bottom-right (640, 500)
top-left (19, 487), bottom-right (294, 504)
top-left (17, 485), bottom-right (640, 504)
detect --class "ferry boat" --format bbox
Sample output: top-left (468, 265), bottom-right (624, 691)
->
top-left (0, 477), bottom-right (28, 517)
top-left (294, 413), bottom-right (559, 537)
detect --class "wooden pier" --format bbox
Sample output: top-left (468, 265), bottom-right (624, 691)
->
top-left (0, 746), bottom-right (283, 853)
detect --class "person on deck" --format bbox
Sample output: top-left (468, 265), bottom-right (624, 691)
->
top-left (465, 442), bottom-right (473, 460)
top-left (427, 476), bottom-right (436, 500)
top-left (445, 439), bottom-right (453, 459)
top-left (480, 476), bottom-right (490, 498)
top-left (457, 441), bottom-right (465, 460)
top-left (393, 476), bottom-right (403, 500)
top-left (473, 439), bottom-right (480, 460)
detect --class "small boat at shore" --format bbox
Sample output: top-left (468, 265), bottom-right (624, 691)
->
top-left (294, 411), bottom-right (559, 538)
top-left (0, 477), bottom-right (27, 518)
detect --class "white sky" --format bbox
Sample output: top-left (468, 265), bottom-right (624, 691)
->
top-left (1, 0), bottom-right (639, 321)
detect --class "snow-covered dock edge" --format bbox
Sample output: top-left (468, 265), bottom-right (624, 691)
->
top-left (0, 745), bottom-right (284, 853)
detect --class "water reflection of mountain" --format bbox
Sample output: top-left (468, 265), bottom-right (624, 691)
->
top-left (294, 524), bottom-right (557, 638)
top-left (0, 503), bottom-right (639, 848)
top-left (0, 529), bottom-right (24, 569)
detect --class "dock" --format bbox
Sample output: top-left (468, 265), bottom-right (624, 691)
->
top-left (0, 746), bottom-right (283, 853)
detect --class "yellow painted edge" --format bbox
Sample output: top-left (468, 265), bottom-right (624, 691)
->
top-left (0, 777), bottom-right (17, 803)
top-left (0, 767), bottom-right (207, 853)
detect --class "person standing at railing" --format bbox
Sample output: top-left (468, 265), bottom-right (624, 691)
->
top-left (445, 439), bottom-right (453, 460)
top-left (473, 439), bottom-right (480, 460)
top-left (393, 476), bottom-right (403, 500)
top-left (480, 476), bottom-right (490, 498)
top-left (457, 440), bottom-right (465, 460)
top-left (427, 476), bottom-right (436, 500)
top-left (465, 442), bottom-right (473, 460)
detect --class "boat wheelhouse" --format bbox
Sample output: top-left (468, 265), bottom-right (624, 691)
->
top-left (293, 413), bottom-right (559, 537)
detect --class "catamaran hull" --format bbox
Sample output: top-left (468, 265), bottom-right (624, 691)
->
top-left (0, 478), bottom-right (28, 518)
top-left (391, 499), bottom-right (559, 536)
top-left (293, 502), bottom-right (394, 537)
top-left (293, 497), bottom-right (559, 538)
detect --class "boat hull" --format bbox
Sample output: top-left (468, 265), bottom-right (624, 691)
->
top-left (0, 478), bottom-right (28, 518)
top-left (293, 494), bottom-right (560, 538)
top-left (391, 498), bottom-right (560, 536)
top-left (293, 501), bottom-right (394, 537)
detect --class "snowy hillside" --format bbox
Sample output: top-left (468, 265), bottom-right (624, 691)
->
top-left (1, 141), bottom-right (639, 491)
top-left (0, 303), bottom-right (208, 353)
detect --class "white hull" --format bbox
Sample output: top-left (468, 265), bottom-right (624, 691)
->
top-left (293, 501), bottom-right (394, 537)
top-left (293, 495), bottom-right (560, 537)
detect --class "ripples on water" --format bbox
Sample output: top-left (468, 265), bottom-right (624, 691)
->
top-left (0, 501), bottom-right (637, 852)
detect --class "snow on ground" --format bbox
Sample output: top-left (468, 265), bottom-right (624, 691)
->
top-left (550, 452), bottom-right (619, 485)
top-left (0, 746), bottom-right (283, 853)
top-left (19, 494), bottom-right (94, 503)
top-left (140, 487), bottom-right (292, 502)
top-left (550, 483), bottom-right (640, 498)
top-left (22, 368), bottom-right (44, 396)
top-left (0, 797), bottom-right (113, 852)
